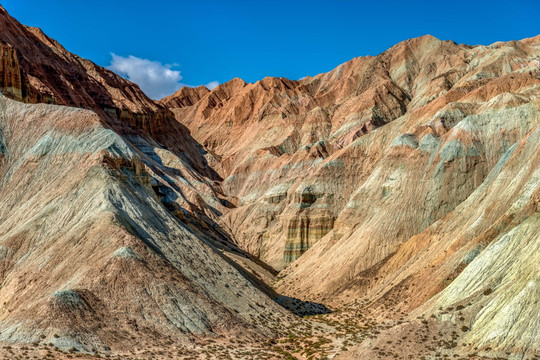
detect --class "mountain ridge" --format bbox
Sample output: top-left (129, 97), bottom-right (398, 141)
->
top-left (163, 30), bottom-right (540, 358)
top-left (0, 5), bottom-right (539, 358)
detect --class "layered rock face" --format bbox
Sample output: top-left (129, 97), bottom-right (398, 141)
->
top-left (165, 34), bottom-right (540, 357)
top-left (0, 96), bottom-right (292, 349)
top-left (0, 44), bottom-right (24, 101)
top-left (0, 6), bottom-right (294, 354)
top-left (165, 34), bottom-right (540, 269)
top-left (0, 6), bottom-right (220, 181)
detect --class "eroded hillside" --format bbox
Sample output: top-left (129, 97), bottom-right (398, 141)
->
top-left (0, 3), bottom-right (539, 359)
top-left (0, 5), bottom-right (295, 355)
top-left (165, 34), bottom-right (540, 359)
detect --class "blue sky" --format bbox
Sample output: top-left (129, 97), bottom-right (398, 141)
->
top-left (3, 0), bottom-right (539, 98)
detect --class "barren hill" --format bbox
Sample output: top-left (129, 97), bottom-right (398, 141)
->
top-left (0, 5), bottom-right (294, 355)
top-left (0, 4), bottom-right (539, 359)
top-left (165, 34), bottom-right (540, 358)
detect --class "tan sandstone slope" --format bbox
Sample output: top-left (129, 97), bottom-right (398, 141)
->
top-left (164, 34), bottom-right (540, 358)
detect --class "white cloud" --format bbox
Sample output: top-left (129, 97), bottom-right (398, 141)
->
top-left (206, 81), bottom-right (220, 90)
top-left (108, 53), bottom-right (220, 99)
top-left (108, 53), bottom-right (183, 99)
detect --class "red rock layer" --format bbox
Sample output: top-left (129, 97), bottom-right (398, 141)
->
top-left (0, 6), bottom-right (220, 180)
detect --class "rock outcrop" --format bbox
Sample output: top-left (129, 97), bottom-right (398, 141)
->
top-left (0, 43), bottom-right (24, 101)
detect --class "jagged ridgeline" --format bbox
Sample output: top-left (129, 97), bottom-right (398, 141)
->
top-left (163, 33), bottom-right (540, 358)
top-left (0, 3), bottom-right (539, 359)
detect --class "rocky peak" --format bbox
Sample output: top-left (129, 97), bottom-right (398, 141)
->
top-left (161, 85), bottom-right (210, 108)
